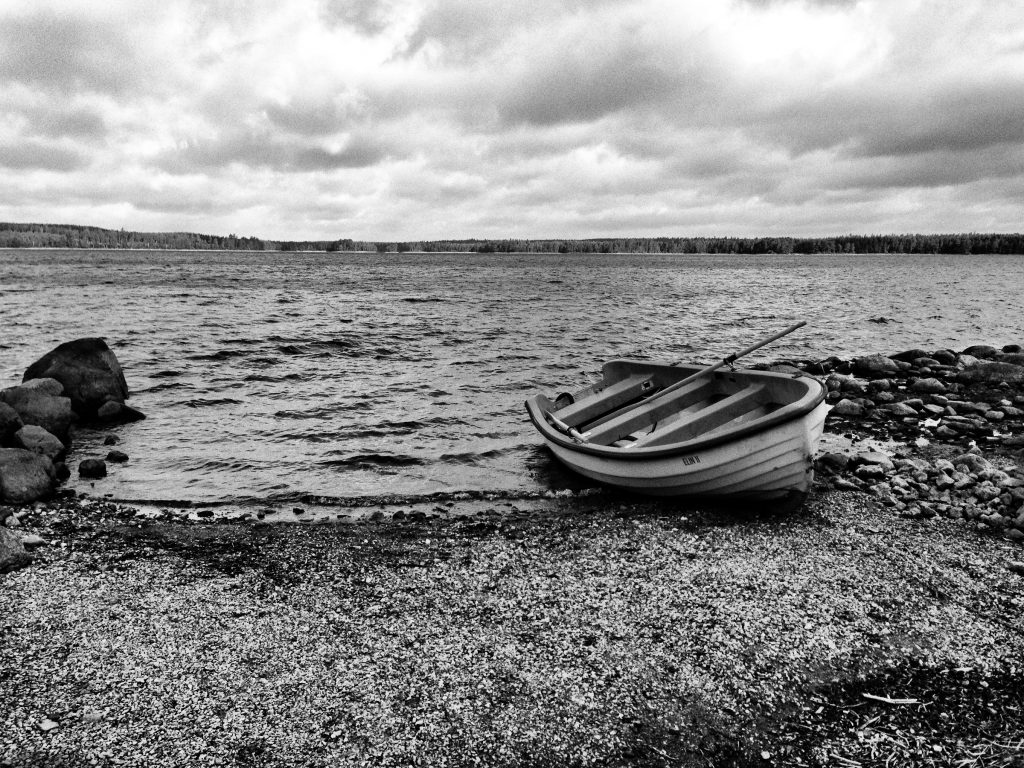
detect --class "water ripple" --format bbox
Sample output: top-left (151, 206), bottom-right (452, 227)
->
top-left (3, 248), bottom-right (1023, 506)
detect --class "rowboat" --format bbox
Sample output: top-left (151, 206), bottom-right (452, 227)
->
top-left (525, 325), bottom-right (828, 501)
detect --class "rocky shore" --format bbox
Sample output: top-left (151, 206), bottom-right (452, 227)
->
top-left (0, 338), bottom-right (143, 572)
top-left (794, 344), bottom-right (1024, 541)
top-left (2, 341), bottom-right (1024, 766)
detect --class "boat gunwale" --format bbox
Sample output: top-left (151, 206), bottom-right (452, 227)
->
top-left (525, 361), bottom-right (827, 461)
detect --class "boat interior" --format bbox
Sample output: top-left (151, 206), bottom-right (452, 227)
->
top-left (542, 360), bottom-right (821, 451)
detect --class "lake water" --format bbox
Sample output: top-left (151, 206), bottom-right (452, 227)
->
top-left (1, 249), bottom-right (1022, 508)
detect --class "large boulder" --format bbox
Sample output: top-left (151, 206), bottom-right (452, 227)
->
top-left (0, 527), bottom-right (31, 573)
top-left (18, 378), bottom-right (64, 396)
top-left (96, 400), bottom-right (146, 424)
top-left (956, 361), bottom-right (1024, 385)
top-left (961, 344), bottom-right (1000, 359)
top-left (998, 352), bottom-right (1024, 367)
top-left (910, 377), bottom-right (946, 394)
top-left (851, 354), bottom-right (900, 377)
top-left (23, 338), bottom-right (130, 418)
top-left (0, 448), bottom-right (56, 503)
top-left (890, 349), bottom-right (931, 363)
top-left (0, 403), bottom-right (23, 445)
top-left (78, 458), bottom-right (107, 478)
top-left (14, 425), bottom-right (66, 462)
top-left (831, 398), bottom-right (866, 417)
top-left (0, 385), bottom-right (73, 444)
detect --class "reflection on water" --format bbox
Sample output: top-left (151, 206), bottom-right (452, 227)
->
top-left (1, 249), bottom-right (1022, 505)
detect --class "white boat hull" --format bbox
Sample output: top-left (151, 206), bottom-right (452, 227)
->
top-left (542, 400), bottom-right (828, 499)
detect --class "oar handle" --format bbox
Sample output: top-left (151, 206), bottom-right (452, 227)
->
top-left (724, 321), bottom-right (806, 364)
top-left (544, 410), bottom-right (586, 442)
top-left (641, 321), bottom-right (809, 409)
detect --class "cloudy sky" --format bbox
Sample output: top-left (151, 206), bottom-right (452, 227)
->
top-left (0, 0), bottom-right (1022, 240)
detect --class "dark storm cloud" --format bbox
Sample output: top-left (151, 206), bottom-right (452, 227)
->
top-left (0, 12), bottom-right (140, 95)
top-left (494, 50), bottom-right (685, 127)
top-left (853, 84), bottom-right (1024, 157)
top-left (0, 141), bottom-right (87, 171)
top-left (264, 100), bottom-right (362, 136)
top-left (838, 145), bottom-right (1024, 191)
top-left (14, 103), bottom-right (109, 140)
top-left (33, 106), bottom-right (107, 139)
top-left (161, 130), bottom-right (388, 173)
top-left (731, 76), bottom-right (1024, 168)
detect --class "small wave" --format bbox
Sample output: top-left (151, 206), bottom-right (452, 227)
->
top-left (137, 381), bottom-right (193, 394)
top-left (321, 453), bottom-right (425, 468)
top-left (273, 403), bottom-right (370, 419)
top-left (192, 458), bottom-right (259, 471)
top-left (189, 349), bottom-right (248, 361)
top-left (401, 296), bottom-right (446, 303)
top-left (184, 397), bottom-right (243, 408)
top-left (243, 372), bottom-right (303, 382)
top-left (223, 337), bottom-right (264, 345)
top-left (337, 417), bottom-right (455, 439)
top-left (151, 370), bottom-right (183, 378)
top-left (313, 339), bottom-right (359, 351)
top-left (439, 448), bottom-right (512, 465)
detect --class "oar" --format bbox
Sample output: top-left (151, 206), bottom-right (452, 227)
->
top-left (658, 320), bottom-right (808, 397)
top-left (545, 321), bottom-right (807, 443)
top-left (543, 410), bottom-right (587, 442)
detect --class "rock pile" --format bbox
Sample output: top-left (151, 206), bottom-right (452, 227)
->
top-left (817, 447), bottom-right (1024, 539)
top-left (0, 338), bottom-right (142, 509)
top-left (798, 343), bottom-right (1024, 542)
top-left (811, 344), bottom-right (1024, 448)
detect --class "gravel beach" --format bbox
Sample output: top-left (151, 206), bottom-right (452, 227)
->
top-left (3, 489), bottom-right (1024, 768)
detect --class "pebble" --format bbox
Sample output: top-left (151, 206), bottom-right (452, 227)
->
top-left (19, 533), bottom-right (47, 548)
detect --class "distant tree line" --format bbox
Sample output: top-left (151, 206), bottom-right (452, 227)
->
top-left (0, 222), bottom-right (1021, 255)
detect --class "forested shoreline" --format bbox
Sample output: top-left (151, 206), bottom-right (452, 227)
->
top-left (1, 221), bottom-right (1022, 255)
